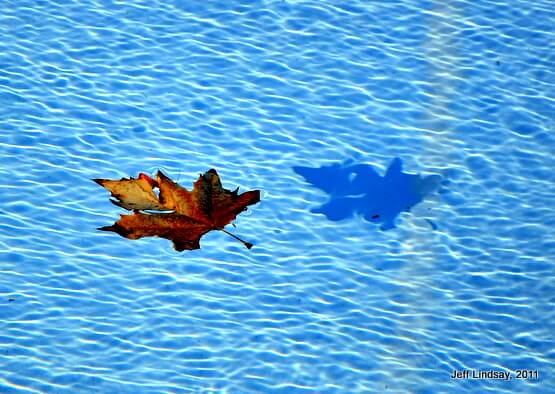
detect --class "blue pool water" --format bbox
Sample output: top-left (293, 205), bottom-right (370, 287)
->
top-left (1, 0), bottom-right (554, 393)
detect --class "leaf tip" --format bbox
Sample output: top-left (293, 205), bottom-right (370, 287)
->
top-left (138, 172), bottom-right (158, 188)
top-left (251, 190), bottom-right (261, 203)
top-left (98, 223), bottom-right (129, 237)
top-left (156, 170), bottom-right (171, 182)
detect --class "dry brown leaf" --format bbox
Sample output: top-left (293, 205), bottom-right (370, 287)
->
top-left (95, 169), bottom-right (260, 250)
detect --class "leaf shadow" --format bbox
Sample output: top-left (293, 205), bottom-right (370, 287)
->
top-left (293, 158), bottom-right (441, 230)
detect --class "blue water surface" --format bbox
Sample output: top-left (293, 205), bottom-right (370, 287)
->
top-left (1, 0), bottom-right (554, 393)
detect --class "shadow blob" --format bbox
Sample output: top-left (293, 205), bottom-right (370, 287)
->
top-left (294, 158), bottom-right (441, 230)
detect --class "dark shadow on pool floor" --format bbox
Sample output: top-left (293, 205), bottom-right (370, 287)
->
top-left (294, 158), bottom-right (441, 230)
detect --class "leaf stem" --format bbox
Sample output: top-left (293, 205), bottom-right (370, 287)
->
top-left (219, 228), bottom-right (253, 249)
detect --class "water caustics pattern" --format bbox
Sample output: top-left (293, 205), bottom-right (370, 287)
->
top-left (0, 0), bottom-right (554, 393)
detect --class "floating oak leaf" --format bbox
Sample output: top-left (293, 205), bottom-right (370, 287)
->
top-left (95, 170), bottom-right (260, 251)
top-left (294, 158), bottom-right (440, 230)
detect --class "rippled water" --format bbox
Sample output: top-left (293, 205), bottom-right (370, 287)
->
top-left (1, 0), bottom-right (554, 393)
